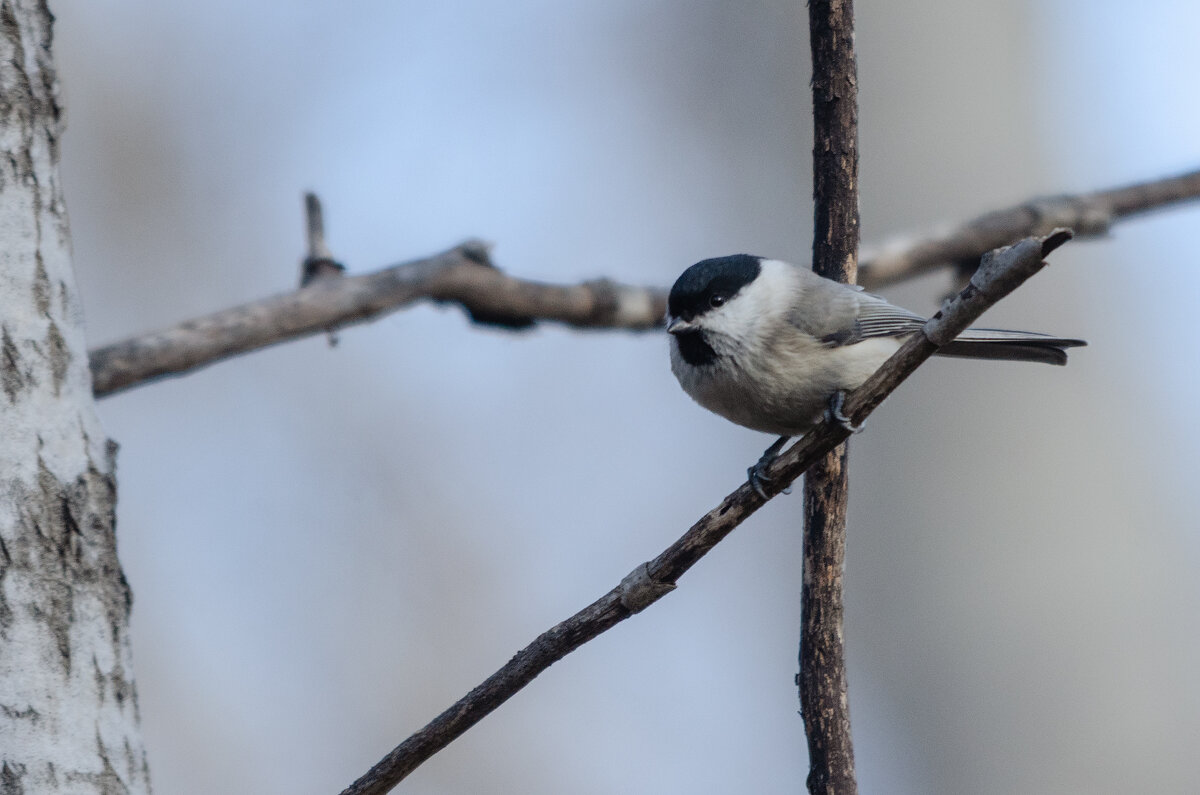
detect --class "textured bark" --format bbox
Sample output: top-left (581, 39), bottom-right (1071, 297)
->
top-left (803, 0), bottom-right (859, 792)
top-left (0, 2), bottom-right (150, 792)
top-left (800, 452), bottom-right (854, 795)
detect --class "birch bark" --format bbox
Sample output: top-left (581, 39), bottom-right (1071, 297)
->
top-left (0, 1), bottom-right (150, 791)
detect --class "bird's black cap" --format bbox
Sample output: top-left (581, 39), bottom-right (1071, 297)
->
top-left (667, 255), bottom-right (762, 320)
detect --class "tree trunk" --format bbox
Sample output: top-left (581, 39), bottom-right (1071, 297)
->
top-left (0, 1), bottom-right (150, 791)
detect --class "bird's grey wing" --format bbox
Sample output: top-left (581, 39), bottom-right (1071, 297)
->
top-left (788, 269), bottom-right (926, 346)
top-left (852, 295), bottom-right (928, 340)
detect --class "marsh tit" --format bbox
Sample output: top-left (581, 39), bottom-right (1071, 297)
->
top-left (666, 254), bottom-right (1086, 495)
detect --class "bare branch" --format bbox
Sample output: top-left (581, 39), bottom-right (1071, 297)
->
top-left (804, 1), bottom-right (860, 791)
top-left (857, 167), bottom-right (1200, 289)
top-left (336, 230), bottom-right (1072, 795)
top-left (88, 241), bottom-right (665, 397)
top-left (86, 169), bottom-right (1196, 399)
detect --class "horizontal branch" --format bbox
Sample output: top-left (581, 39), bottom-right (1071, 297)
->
top-left (337, 229), bottom-right (1074, 795)
top-left (857, 166), bottom-right (1200, 288)
top-left (88, 242), bottom-right (665, 397)
top-left (88, 167), bottom-right (1197, 398)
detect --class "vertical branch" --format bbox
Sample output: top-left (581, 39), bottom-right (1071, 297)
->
top-left (809, 0), bottom-right (860, 287)
top-left (802, 1), bottom-right (859, 793)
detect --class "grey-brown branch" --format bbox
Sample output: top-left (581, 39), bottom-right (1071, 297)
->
top-left (857, 167), bottom-right (1200, 288)
top-left (87, 169), bottom-right (1197, 398)
top-left (88, 242), bottom-right (663, 396)
top-left (804, 0), bottom-right (861, 791)
top-left (336, 229), bottom-right (1073, 795)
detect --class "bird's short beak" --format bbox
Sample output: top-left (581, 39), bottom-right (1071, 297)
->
top-left (666, 317), bottom-right (694, 335)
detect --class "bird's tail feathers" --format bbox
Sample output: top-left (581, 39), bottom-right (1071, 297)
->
top-left (935, 328), bottom-right (1087, 366)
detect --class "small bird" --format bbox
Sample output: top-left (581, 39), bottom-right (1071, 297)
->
top-left (666, 254), bottom-right (1086, 496)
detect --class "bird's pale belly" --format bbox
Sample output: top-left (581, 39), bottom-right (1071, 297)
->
top-left (671, 336), bottom-right (904, 436)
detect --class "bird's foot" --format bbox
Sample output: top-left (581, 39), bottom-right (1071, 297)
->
top-left (748, 436), bottom-right (791, 499)
top-left (826, 390), bottom-right (864, 434)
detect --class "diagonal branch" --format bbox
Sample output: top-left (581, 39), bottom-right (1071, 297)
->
top-left (87, 168), bottom-right (1197, 399)
top-left (336, 229), bottom-right (1073, 795)
top-left (856, 166), bottom-right (1200, 288)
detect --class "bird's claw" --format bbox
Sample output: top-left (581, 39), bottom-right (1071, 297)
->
top-left (747, 461), bottom-right (773, 499)
top-left (826, 391), bottom-right (863, 434)
top-left (747, 436), bottom-right (791, 498)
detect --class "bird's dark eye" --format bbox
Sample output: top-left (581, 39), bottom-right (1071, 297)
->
top-left (709, 294), bottom-right (726, 308)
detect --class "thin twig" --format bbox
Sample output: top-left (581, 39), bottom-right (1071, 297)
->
top-left (299, 193), bottom-right (347, 346)
top-left (803, 1), bottom-right (860, 792)
top-left (86, 169), bottom-right (1197, 399)
top-left (336, 229), bottom-right (1073, 795)
top-left (300, 192), bottom-right (346, 287)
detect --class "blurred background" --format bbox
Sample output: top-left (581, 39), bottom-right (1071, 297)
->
top-left (53, 1), bottom-right (1199, 793)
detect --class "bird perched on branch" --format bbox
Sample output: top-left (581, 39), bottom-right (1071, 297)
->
top-left (666, 254), bottom-right (1085, 496)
